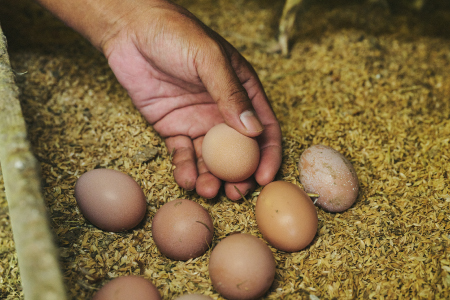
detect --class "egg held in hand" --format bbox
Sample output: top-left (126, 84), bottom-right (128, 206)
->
top-left (209, 233), bottom-right (276, 300)
top-left (256, 181), bottom-right (318, 252)
top-left (202, 123), bottom-right (260, 182)
top-left (152, 199), bottom-right (214, 260)
top-left (299, 144), bottom-right (359, 212)
top-left (74, 169), bottom-right (147, 232)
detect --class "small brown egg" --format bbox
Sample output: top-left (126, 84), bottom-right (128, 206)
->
top-left (299, 144), bottom-right (359, 212)
top-left (209, 233), bottom-right (275, 300)
top-left (202, 123), bottom-right (260, 182)
top-left (152, 199), bottom-right (213, 260)
top-left (92, 276), bottom-right (161, 300)
top-left (174, 294), bottom-right (214, 300)
top-left (74, 169), bottom-right (146, 232)
top-left (255, 181), bottom-right (318, 252)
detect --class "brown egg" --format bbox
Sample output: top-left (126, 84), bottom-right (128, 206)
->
top-left (202, 123), bottom-right (260, 182)
top-left (92, 276), bottom-right (161, 300)
top-left (209, 233), bottom-right (275, 300)
top-left (255, 181), bottom-right (318, 252)
top-left (299, 144), bottom-right (359, 212)
top-left (152, 199), bottom-right (214, 260)
top-left (74, 169), bottom-right (146, 232)
top-left (174, 294), bottom-right (214, 300)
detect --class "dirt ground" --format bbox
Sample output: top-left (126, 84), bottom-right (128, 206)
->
top-left (1, 0), bottom-right (450, 299)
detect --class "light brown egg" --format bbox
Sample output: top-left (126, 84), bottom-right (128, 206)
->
top-left (74, 169), bottom-right (146, 232)
top-left (92, 275), bottom-right (161, 300)
top-left (202, 123), bottom-right (260, 182)
top-left (299, 144), bottom-right (359, 212)
top-left (209, 233), bottom-right (275, 300)
top-left (174, 294), bottom-right (214, 300)
top-left (152, 199), bottom-right (214, 260)
top-left (255, 181), bottom-right (318, 252)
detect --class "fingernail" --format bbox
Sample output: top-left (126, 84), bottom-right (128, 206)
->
top-left (240, 110), bottom-right (264, 133)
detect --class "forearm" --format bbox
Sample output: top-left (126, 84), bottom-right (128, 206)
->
top-left (34, 0), bottom-right (165, 51)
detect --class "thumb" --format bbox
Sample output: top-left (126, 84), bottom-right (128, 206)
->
top-left (196, 40), bottom-right (264, 137)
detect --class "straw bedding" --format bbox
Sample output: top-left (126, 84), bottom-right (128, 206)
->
top-left (0, 0), bottom-right (449, 299)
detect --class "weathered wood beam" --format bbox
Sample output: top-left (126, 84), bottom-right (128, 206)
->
top-left (0, 25), bottom-right (67, 300)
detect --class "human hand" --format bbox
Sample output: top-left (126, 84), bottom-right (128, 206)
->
top-left (36, 0), bottom-right (282, 200)
top-left (99, 0), bottom-right (282, 200)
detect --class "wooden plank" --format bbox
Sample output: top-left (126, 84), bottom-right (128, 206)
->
top-left (0, 25), bottom-right (67, 300)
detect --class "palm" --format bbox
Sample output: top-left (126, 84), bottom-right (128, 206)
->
top-left (102, 5), bottom-right (282, 200)
top-left (109, 44), bottom-right (224, 139)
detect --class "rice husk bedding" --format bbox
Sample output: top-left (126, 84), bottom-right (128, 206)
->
top-left (1, 0), bottom-right (450, 299)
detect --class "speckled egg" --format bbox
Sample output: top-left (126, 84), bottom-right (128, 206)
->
top-left (202, 123), bottom-right (260, 182)
top-left (152, 199), bottom-right (214, 260)
top-left (299, 144), bottom-right (359, 212)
